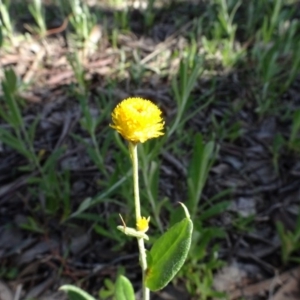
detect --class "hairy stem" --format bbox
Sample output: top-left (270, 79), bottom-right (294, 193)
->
top-left (129, 142), bottom-right (150, 300)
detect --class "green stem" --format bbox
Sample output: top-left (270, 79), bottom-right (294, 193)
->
top-left (129, 142), bottom-right (150, 300)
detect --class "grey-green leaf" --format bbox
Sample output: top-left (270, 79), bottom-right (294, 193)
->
top-left (59, 285), bottom-right (96, 300)
top-left (115, 275), bottom-right (135, 300)
top-left (145, 216), bottom-right (193, 291)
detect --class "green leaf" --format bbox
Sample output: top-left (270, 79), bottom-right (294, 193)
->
top-left (145, 209), bottom-right (193, 291)
top-left (199, 201), bottom-right (230, 222)
top-left (114, 275), bottom-right (135, 300)
top-left (99, 278), bottom-right (115, 299)
top-left (59, 285), bottom-right (96, 300)
top-left (187, 134), bottom-right (216, 219)
top-left (42, 147), bottom-right (64, 171)
top-left (0, 25), bottom-right (3, 47)
top-left (290, 109), bottom-right (300, 144)
top-left (0, 128), bottom-right (32, 159)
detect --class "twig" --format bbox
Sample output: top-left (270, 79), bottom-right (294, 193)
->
top-left (230, 266), bottom-right (300, 299)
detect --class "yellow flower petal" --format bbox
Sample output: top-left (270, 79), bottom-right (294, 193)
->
top-left (110, 97), bottom-right (164, 143)
top-left (136, 216), bottom-right (150, 232)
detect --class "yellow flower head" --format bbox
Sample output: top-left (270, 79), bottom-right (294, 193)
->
top-left (136, 216), bottom-right (150, 232)
top-left (110, 97), bottom-right (164, 143)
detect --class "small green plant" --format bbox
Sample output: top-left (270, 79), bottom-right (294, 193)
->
top-left (143, 0), bottom-right (156, 30)
top-left (276, 210), bottom-right (300, 264)
top-left (19, 216), bottom-right (45, 234)
top-left (251, 1), bottom-right (300, 116)
top-left (0, 266), bottom-right (18, 280)
top-left (169, 57), bottom-right (203, 138)
top-left (67, 53), bottom-right (86, 93)
top-left (0, 69), bottom-right (72, 217)
top-left (64, 0), bottom-right (97, 55)
top-left (178, 213), bottom-right (227, 299)
top-left (187, 134), bottom-right (217, 220)
top-left (201, 0), bottom-right (244, 68)
top-left (289, 109), bottom-right (300, 151)
top-left (211, 112), bottom-right (243, 143)
top-left (271, 133), bottom-right (285, 174)
top-left (128, 50), bottom-right (147, 87)
top-left (243, 1), bottom-right (265, 37)
top-left (232, 214), bottom-right (255, 233)
top-left (28, 0), bottom-right (47, 37)
top-left (0, 0), bottom-right (14, 42)
top-left (251, 41), bottom-right (281, 115)
top-left (183, 246), bottom-right (225, 300)
top-left (258, 0), bottom-right (283, 43)
top-left (60, 97), bottom-right (193, 300)
top-left (29, 160), bottom-right (71, 218)
top-left (72, 92), bottom-right (114, 177)
top-left (113, 8), bottom-right (129, 31)
top-left (69, 0), bottom-right (96, 40)
top-left (0, 68), bottom-right (38, 170)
